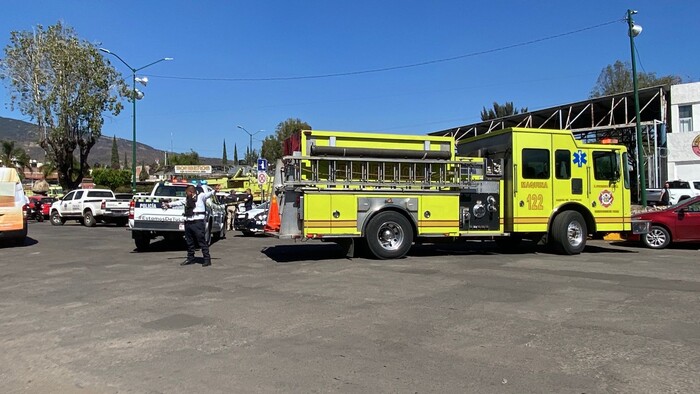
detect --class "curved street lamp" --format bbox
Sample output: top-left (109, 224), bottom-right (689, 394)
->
top-left (99, 47), bottom-right (173, 192)
top-left (236, 125), bottom-right (264, 165)
top-left (627, 9), bottom-right (646, 206)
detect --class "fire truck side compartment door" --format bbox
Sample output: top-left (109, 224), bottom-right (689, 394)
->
top-left (303, 193), bottom-right (332, 235)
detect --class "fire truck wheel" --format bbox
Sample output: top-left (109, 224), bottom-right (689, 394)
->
top-left (551, 211), bottom-right (587, 255)
top-left (365, 211), bottom-right (414, 259)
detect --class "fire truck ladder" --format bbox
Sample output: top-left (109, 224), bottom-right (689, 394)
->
top-left (280, 155), bottom-right (496, 190)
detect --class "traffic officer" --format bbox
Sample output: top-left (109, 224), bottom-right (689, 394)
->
top-left (163, 183), bottom-right (221, 267)
top-left (243, 188), bottom-right (254, 211)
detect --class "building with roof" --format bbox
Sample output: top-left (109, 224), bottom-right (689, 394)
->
top-left (431, 82), bottom-right (700, 202)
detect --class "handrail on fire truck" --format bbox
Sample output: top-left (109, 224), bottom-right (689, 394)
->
top-left (279, 155), bottom-right (502, 190)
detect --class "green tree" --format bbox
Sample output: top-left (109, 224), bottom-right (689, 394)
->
top-left (480, 102), bottom-right (528, 121)
top-left (1, 140), bottom-right (23, 168)
top-left (92, 168), bottom-right (131, 191)
top-left (169, 150), bottom-right (200, 165)
top-left (590, 60), bottom-right (683, 98)
top-left (139, 162), bottom-right (148, 181)
top-left (149, 160), bottom-right (161, 174)
top-left (244, 148), bottom-right (258, 167)
top-left (110, 136), bottom-right (120, 169)
top-left (261, 118), bottom-right (311, 164)
top-left (41, 161), bottom-right (56, 179)
top-left (222, 139), bottom-right (228, 167)
top-left (0, 22), bottom-right (124, 190)
top-left (233, 144), bottom-right (238, 164)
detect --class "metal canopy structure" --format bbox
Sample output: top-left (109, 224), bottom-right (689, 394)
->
top-left (430, 85), bottom-right (670, 197)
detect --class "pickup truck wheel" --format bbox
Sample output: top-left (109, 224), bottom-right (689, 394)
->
top-left (134, 232), bottom-right (150, 251)
top-left (83, 211), bottom-right (97, 227)
top-left (365, 211), bottom-right (414, 259)
top-left (551, 211), bottom-right (587, 255)
top-left (50, 211), bottom-right (65, 226)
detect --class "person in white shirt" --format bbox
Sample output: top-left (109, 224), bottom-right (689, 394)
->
top-left (163, 184), bottom-right (221, 267)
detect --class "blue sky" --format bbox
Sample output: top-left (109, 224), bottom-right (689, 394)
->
top-left (1, 1), bottom-right (699, 159)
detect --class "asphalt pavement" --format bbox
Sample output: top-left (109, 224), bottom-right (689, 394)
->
top-left (1, 221), bottom-right (699, 393)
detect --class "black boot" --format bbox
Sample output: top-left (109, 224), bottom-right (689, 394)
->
top-left (180, 258), bottom-right (196, 266)
top-left (202, 258), bottom-right (211, 267)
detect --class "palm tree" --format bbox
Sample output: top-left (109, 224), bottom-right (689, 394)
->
top-left (1, 140), bottom-right (23, 168)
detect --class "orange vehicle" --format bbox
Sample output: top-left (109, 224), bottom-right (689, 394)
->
top-left (0, 168), bottom-right (28, 245)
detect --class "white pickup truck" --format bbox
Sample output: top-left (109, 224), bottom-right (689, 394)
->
top-left (128, 182), bottom-right (226, 251)
top-left (49, 189), bottom-right (131, 227)
top-left (647, 180), bottom-right (700, 206)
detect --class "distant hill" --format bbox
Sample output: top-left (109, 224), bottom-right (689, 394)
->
top-left (0, 116), bottom-right (220, 166)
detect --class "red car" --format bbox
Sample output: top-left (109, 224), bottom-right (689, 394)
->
top-left (27, 195), bottom-right (56, 218)
top-left (629, 195), bottom-right (700, 249)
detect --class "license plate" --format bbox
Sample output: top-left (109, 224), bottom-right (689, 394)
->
top-left (178, 223), bottom-right (185, 231)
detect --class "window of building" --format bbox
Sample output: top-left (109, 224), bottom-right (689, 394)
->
top-left (522, 149), bottom-right (549, 179)
top-left (679, 105), bottom-right (693, 132)
top-left (554, 150), bottom-right (570, 179)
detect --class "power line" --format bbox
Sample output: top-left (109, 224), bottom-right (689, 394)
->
top-left (148, 19), bottom-right (623, 82)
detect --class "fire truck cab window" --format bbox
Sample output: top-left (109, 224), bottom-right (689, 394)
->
top-left (593, 151), bottom-right (620, 181)
top-left (522, 149), bottom-right (549, 179)
top-left (555, 150), bottom-right (570, 179)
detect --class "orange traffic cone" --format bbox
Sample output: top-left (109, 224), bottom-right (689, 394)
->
top-left (264, 194), bottom-right (281, 232)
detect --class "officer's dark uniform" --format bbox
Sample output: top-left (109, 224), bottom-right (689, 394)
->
top-left (183, 194), bottom-right (211, 265)
top-left (167, 186), bottom-right (217, 266)
top-left (243, 191), bottom-right (254, 211)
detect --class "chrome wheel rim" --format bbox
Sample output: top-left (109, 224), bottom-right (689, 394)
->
top-left (645, 228), bottom-right (667, 248)
top-left (567, 220), bottom-right (584, 248)
top-left (376, 221), bottom-right (404, 251)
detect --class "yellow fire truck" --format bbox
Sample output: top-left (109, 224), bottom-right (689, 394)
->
top-left (266, 128), bottom-right (647, 259)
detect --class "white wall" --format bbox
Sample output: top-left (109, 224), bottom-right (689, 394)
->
top-left (667, 82), bottom-right (700, 180)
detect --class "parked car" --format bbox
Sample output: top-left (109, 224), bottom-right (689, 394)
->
top-left (628, 195), bottom-right (700, 249)
top-left (0, 168), bottom-right (28, 245)
top-left (50, 189), bottom-right (131, 227)
top-left (27, 195), bottom-right (56, 219)
top-left (647, 180), bottom-right (700, 206)
top-left (129, 182), bottom-right (226, 251)
top-left (234, 201), bottom-right (270, 236)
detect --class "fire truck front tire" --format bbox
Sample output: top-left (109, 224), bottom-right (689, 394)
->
top-left (551, 211), bottom-right (587, 255)
top-left (365, 211), bottom-right (414, 259)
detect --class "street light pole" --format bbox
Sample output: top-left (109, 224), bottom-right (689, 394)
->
top-left (236, 125), bottom-right (263, 165)
top-left (627, 10), bottom-right (646, 206)
top-left (99, 48), bottom-right (173, 193)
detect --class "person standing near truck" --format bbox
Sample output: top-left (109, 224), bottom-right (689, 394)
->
top-left (225, 190), bottom-right (239, 231)
top-left (660, 182), bottom-right (670, 206)
top-left (163, 183), bottom-right (221, 267)
top-left (243, 188), bottom-right (254, 211)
